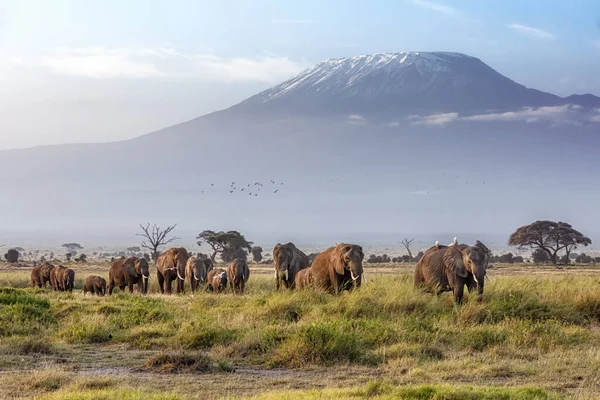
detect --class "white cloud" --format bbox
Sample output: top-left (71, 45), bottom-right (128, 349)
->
top-left (189, 54), bottom-right (303, 83)
top-left (388, 122), bottom-right (400, 127)
top-left (272, 19), bottom-right (316, 24)
top-left (40, 47), bottom-right (164, 78)
top-left (507, 24), bottom-right (556, 40)
top-left (8, 46), bottom-right (305, 83)
top-left (408, 0), bottom-right (458, 15)
top-left (463, 105), bottom-right (571, 123)
top-left (348, 114), bottom-right (366, 124)
top-left (410, 112), bottom-right (459, 126)
top-left (410, 105), bottom-right (600, 126)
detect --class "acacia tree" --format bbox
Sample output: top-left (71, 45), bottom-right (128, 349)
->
top-left (137, 223), bottom-right (180, 262)
top-left (196, 230), bottom-right (253, 262)
top-left (508, 220), bottom-right (591, 265)
top-left (401, 238), bottom-right (415, 259)
top-left (62, 243), bottom-right (83, 256)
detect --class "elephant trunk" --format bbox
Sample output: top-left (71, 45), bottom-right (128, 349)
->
top-left (143, 276), bottom-right (149, 294)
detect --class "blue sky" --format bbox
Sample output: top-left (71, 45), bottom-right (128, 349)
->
top-left (1, 0), bottom-right (599, 149)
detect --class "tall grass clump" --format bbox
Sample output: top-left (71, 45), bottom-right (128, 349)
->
top-left (0, 288), bottom-right (54, 336)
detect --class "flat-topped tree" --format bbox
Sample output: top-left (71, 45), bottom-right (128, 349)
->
top-left (509, 220), bottom-right (591, 265)
top-left (196, 230), bottom-right (253, 262)
top-left (137, 223), bottom-right (180, 262)
top-left (62, 243), bottom-right (83, 256)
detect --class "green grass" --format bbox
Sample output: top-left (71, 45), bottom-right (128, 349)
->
top-left (250, 381), bottom-right (563, 399)
top-left (2, 275), bottom-right (600, 367)
top-left (1, 268), bottom-right (600, 398)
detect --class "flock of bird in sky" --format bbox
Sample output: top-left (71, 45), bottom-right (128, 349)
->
top-left (196, 174), bottom-right (530, 197)
top-left (200, 180), bottom-right (283, 197)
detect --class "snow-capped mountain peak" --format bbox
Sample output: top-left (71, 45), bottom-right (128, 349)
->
top-left (234, 51), bottom-right (582, 116)
top-left (259, 52), bottom-right (478, 102)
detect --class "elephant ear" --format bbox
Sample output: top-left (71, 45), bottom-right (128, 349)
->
top-left (444, 246), bottom-right (468, 278)
top-left (356, 245), bottom-right (365, 262)
top-left (331, 244), bottom-right (349, 275)
top-left (164, 249), bottom-right (177, 269)
top-left (126, 259), bottom-right (138, 277)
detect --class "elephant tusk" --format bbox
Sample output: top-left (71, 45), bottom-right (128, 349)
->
top-left (177, 270), bottom-right (185, 281)
top-left (361, 273), bottom-right (367, 283)
top-left (485, 274), bottom-right (492, 282)
top-left (194, 276), bottom-right (201, 281)
top-left (351, 271), bottom-right (359, 281)
top-left (284, 270), bottom-right (289, 281)
top-left (142, 274), bottom-right (149, 278)
top-left (473, 274), bottom-right (479, 284)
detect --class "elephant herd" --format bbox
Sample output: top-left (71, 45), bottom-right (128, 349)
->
top-left (28, 239), bottom-right (492, 303)
top-left (274, 239), bottom-right (492, 303)
top-left (31, 263), bottom-right (75, 292)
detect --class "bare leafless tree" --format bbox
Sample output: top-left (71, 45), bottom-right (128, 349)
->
top-left (137, 223), bottom-right (180, 262)
top-left (401, 238), bottom-right (415, 259)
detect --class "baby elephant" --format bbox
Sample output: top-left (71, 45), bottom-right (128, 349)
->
top-left (83, 275), bottom-right (107, 296)
top-left (295, 267), bottom-right (313, 289)
top-left (208, 268), bottom-right (228, 293)
top-left (227, 258), bottom-right (250, 294)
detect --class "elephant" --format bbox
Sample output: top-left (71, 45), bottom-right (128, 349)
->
top-left (31, 263), bottom-right (55, 288)
top-left (50, 265), bottom-right (68, 291)
top-left (273, 242), bottom-right (310, 290)
top-left (295, 267), bottom-right (313, 289)
top-left (208, 268), bottom-right (228, 293)
top-left (414, 239), bottom-right (492, 304)
top-left (59, 268), bottom-right (75, 292)
top-left (185, 256), bottom-right (213, 292)
top-left (108, 257), bottom-right (150, 295)
top-left (311, 243), bottom-right (364, 294)
top-left (156, 248), bottom-right (190, 294)
top-left (227, 258), bottom-right (250, 294)
top-left (83, 275), bottom-right (107, 296)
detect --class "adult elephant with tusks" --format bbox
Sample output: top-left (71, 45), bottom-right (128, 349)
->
top-left (108, 257), bottom-right (150, 295)
top-left (273, 242), bottom-right (310, 290)
top-left (414, 238), bottom-right (492, 304)
top-left (311, 243), bottom-right (365, 294)
top-left (185, 256), bottom-right (213, 292)
top-left (156, 248), bottom-right (190, 294)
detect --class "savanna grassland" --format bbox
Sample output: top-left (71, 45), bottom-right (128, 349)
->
top-left (1, 262), bottom-right (600, 399)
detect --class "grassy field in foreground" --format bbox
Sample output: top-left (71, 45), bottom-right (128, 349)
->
top-left (1, 265), bottom-right (600, 399)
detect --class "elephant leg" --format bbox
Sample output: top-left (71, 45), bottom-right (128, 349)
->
top-left (109, 280), bottom-right (115, 295)
top-left (275, 275), bottom-right (280, 291)
top-left (157, 272), bottom-right (165, 294)
top-left (453, 285), bottom-right (465, 305)
top-left (165, 276), bottom-right (172, 294)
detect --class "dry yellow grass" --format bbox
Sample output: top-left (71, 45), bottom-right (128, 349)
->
top-left (1, 262), bottom-right (599, 399)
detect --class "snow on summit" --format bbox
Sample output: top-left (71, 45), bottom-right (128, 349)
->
top-left (257, 52), bottom-right (479, 101)
top-left (233, 51), bottom-right (598, 116)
